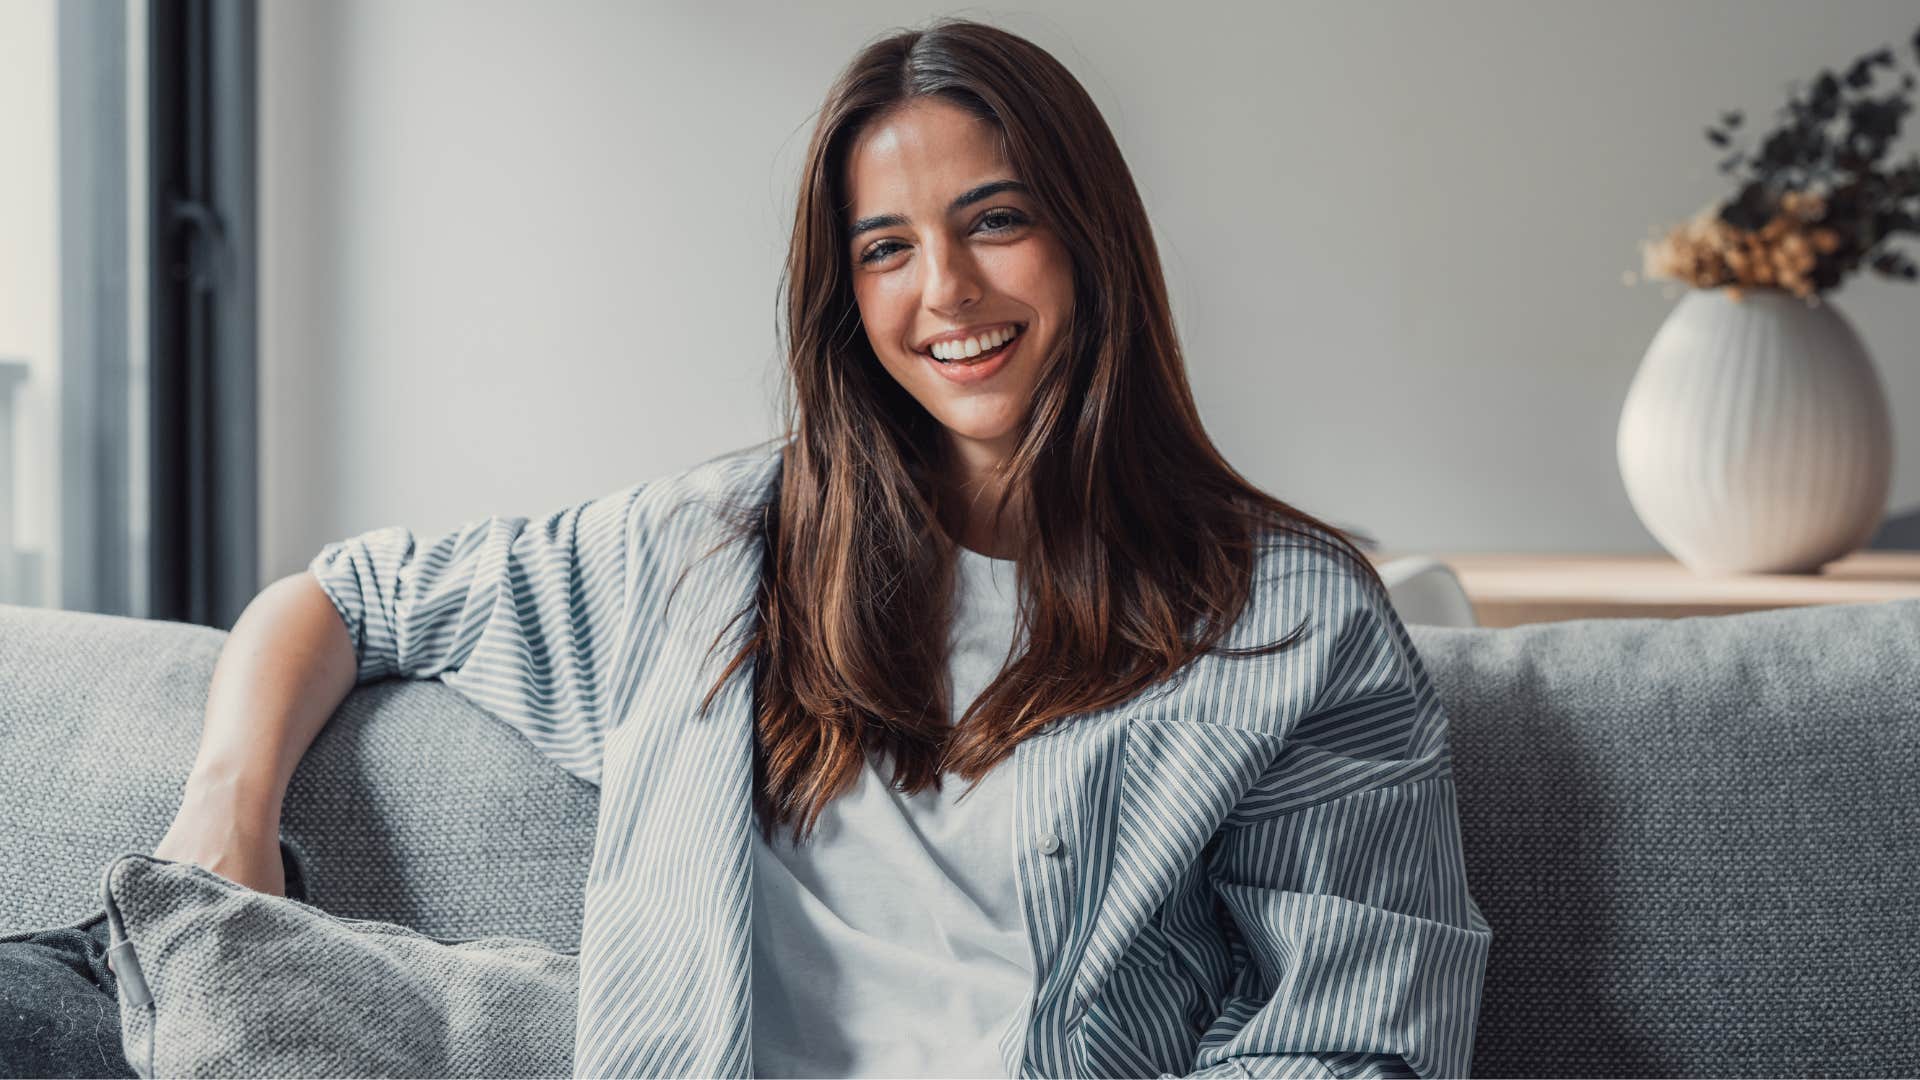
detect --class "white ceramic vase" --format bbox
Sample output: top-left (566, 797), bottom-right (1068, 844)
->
top-left (1617, 287), bottom-right (1893, 574)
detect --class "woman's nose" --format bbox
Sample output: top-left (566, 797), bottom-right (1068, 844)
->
top-left (921, 240), bottom-right (983, 313)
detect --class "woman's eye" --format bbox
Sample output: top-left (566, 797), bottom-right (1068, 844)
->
top-left (858, 240), bottom-right (904, 266)
top-left (856, 209), bottom-right (1030, 266)
top-left (978, 208), bottom-right (1027, 232)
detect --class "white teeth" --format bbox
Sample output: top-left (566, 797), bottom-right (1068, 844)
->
top-left (931, 324), bottom-right (1020, 361)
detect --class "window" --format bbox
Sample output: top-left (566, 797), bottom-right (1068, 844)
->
top-left (0, 0), bottom-right (256, 628)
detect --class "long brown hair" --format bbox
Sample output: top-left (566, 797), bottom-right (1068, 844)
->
top-left (693, 16), bottom-right (1385, 846)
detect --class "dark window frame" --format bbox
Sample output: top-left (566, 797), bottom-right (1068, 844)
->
top-left (148, 0), bottom-right (257, 629)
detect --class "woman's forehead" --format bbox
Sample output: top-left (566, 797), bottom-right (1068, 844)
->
top-left (846, 109), bottom-right (1011, 211)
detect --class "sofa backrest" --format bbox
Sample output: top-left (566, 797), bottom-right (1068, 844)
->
top-left (1417, 597), bottom-right (1920, 1077)
top-left (2, 597), bottom-right (1915, 1075)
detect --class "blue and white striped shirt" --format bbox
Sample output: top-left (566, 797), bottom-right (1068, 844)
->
top-left (308, 439), bottom-right (1492, 1079)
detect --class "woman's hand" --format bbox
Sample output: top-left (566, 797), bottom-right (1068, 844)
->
top-left (152, 777), bottom-right (288, 897)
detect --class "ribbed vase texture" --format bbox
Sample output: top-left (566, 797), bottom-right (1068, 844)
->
top-left (1617, 288), bottom-right (1893, 574)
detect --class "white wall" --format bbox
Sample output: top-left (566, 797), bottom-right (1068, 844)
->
top-left (259, 0), bottom-right (1920, 581)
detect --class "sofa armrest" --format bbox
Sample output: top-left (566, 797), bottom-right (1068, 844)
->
top-left (0, 603), bottom-right (595, 950)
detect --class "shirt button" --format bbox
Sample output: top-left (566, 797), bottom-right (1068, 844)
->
top-left (1037, 831), bottom-right (1062, 856)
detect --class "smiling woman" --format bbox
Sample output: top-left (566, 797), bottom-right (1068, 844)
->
top-left (739, 15), bottom-right (1399, 844)
top-left (682, 14), bottom-right (1491, 1080)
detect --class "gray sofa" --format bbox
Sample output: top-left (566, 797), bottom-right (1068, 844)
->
top-left (2, 597), bottom-right (1916, 1078)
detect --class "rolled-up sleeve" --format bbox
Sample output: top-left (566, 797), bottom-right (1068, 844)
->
top-left (1175, 557), bottom-right (1493, 1079)
top-left (305, 481), bottom-right (649, 787)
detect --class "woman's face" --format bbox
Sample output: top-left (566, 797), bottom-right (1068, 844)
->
top-left (843, 97), bottom-right (1074, 470)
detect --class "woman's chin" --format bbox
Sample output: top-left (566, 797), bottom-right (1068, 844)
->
top-left (936, 418), bottom-right (1022, 447)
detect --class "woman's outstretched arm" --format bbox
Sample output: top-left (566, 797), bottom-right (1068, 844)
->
top-left (156, 481), bottom-right (651, 895)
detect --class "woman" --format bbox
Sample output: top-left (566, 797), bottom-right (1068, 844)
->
top-left (2, 16), bottom-right (1490, 1080)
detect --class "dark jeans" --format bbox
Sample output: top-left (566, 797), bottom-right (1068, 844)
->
top-left (0, 847), bottom-right (306, 1079)
top-left (0, 912), bottom-right (138, 1079)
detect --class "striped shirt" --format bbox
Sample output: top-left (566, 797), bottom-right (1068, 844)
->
top-left (308, 438), bottom-right (1493, 1079)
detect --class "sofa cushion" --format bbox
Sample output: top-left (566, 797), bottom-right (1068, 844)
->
top-left (102, 852), bottom-right (576, 1079)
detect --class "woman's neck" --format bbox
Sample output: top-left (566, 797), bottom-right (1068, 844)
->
top-left (941, 501), bottom-right (1017, 560)
top-left (938, 453), bottom-right (1019, 560)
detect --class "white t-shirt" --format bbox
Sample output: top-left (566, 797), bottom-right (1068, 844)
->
top-left (750, 545), bottom-right (1033, 1078)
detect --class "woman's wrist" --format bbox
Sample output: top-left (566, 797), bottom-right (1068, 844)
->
top-left (181, 759), bottom-right (286, 826)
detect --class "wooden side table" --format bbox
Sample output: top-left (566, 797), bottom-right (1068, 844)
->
top-left (1365, 550), bottom-right (1920, 628)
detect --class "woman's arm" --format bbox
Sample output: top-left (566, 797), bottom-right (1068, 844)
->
top-left (302, 481), bottom-right (651, 787)
top-left (1170, 561), bottom-right (1493, 1079)
top-left (155, 572), bottom-right (358, 895)
top-left (156, 480), bottom-right (651, 894)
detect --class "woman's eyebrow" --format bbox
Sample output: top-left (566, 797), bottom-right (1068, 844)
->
top-left (847, 179), bottom-right (1029, 242)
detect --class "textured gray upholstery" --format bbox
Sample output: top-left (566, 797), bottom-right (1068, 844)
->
top-left (1416, 599), bottom-right (1920, 1077)
top-left (2, 597), bottom-right (1916, 1077)
top-left (0, 604), bottom-right (597, 950)
top-left (102, 852), bottom-right (576, 1079)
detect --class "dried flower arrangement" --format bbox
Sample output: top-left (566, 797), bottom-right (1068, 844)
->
top-left (1629, 22), bottom-right (1920, 304)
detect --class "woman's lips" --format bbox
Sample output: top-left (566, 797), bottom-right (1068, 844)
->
top-left (922, 329), bottom-right (1023, 386)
